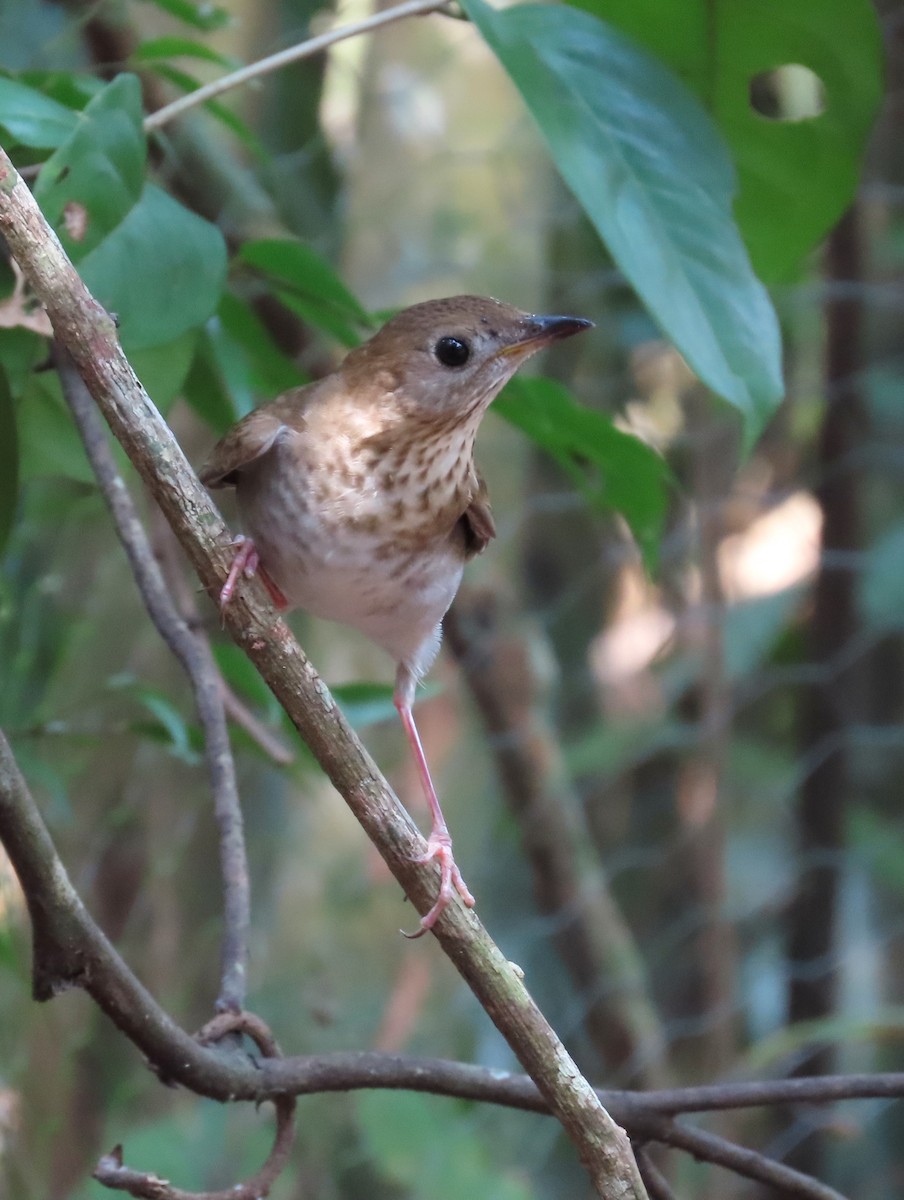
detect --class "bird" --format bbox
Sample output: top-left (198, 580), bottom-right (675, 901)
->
top-left (200, 295), bottom-right (592, 934)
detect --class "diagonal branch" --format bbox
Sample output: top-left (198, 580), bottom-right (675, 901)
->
top-left (55, 345), bottom-right (250, 1015)
top-left (0, 145), bottom-right (647, 1200)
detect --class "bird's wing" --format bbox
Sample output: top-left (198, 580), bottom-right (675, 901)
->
top-left (199, 388), bottom-right (309, 489)
top-left (458, 471), bottom-right (496, 559)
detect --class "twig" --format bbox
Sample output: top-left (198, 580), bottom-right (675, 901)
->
top-left (220, 678), bottom-right (294, 767)
top-left (0, 730), bottom-right (893, 1200)
top-left (94, 1012), bottom-right (295, 1199)
top-left (143, 0), bottom-right (452, 133)
top-left (445, 591), bottom-right (668, 1087)
top-left (633, 1114), bottom-right (848, 1200)
top-left (55, 347), bottom-right (250, 1016)
top-left (635, 1148), bottom-right (678, 1200)
top-left (0, 144), bottom-right (648, 1200)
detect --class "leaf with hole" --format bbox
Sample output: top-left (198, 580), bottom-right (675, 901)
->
top-left (575, 0), bottom-right (883, 281)
top-left (462, 0), bottom-right (784, 446)
top-left (34, 74), bottom-right (146, 259)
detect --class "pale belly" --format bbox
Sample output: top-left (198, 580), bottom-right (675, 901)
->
top-left (236, 458), bottom-right (464, 674)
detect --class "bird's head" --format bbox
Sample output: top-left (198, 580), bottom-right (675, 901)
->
top-left (341, 295), bottom-right (592, 430)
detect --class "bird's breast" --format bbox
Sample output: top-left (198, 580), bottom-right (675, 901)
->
top-left (234, 436), bottom-right (473, 663)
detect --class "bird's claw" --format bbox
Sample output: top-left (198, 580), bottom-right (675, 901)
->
top-left (401, 832), bottom-right (475, 939)
top-left (219, 535), bottom-right (288, 611)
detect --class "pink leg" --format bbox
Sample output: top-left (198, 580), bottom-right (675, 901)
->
top-left (220, 535), bottom-right (288, 611)
top-left (394, 676), bottom-right (475, 937)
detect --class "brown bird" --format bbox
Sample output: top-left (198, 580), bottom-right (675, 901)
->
top-left (200, 295), bottom-right (591, 933)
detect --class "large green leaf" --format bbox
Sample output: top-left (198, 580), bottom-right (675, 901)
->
top-left (79, 185), bottom-right (227, 350)
top-left (0, 365), bottom-right (18, 555)
top-left (577, 0), bottom-right (883, 282)
top-left (0, 76), bottom-right (78, 149)
top-left (34, 74), bottom-right (145, 259)
top-left (496, 376), bottom-right (669, 568)
top-left (462, 0), bottom-right (784, 446)
top-left (31, 75), bottom-right (226, 348)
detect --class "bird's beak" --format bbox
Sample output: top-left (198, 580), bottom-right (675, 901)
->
top-left (498, 314), bottom-right (594, 357)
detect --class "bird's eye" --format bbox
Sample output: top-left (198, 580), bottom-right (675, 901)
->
top-left (434, 336), bottom-right (470, 368)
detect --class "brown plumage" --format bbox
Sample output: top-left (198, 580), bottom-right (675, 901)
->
top-left (201, 295), bottom-right (591, 933)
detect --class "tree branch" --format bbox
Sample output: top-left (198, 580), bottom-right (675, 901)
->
top-left (94, 1013), bottom-right (295, 1200)
top-left (143, 0), bottom-right (452, 133)
top-left (0, 725), bottom-right (892, 1200)
top-left (0, 144), bottom-right (647, 1200)
top-left (55, 346), bottom-right (250, 1016)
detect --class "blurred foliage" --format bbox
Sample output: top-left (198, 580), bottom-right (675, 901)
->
top-left (0, 0), bottom-right (899, 1198)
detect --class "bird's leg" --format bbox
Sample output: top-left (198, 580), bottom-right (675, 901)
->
top-left (394, 666), bottom-right (475, 937)
top-left (220, 535), bottom-right (288, 611)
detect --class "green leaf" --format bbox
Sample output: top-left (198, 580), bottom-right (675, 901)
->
top-left (79, 185), bottom-right (227, 350)
top-left (216, 292), bottom-right (308, 396)
top-left (0, 327), bottom-right (47, 396)
top-left (191, 293), bottom-right (307, 424)
top-left (129, 331), bottom-right (199, 413)
top-left (183, 334), bottom-right (241, 432)
top-left (495, 376), bottom-right (669, 568)
top-left (139, 0), bottom-right (231, 32)
top-left (131, 36), bottom-right (237, 68)
top-left (0, 76), bottom-right (78, 149)
top-left (17, 372), bottom-right (93, 484)
top-left (109, 677), bottom-right (199, 764)
top-left (239, 238), bottom-right (372, 346)
top-left (0, 365), bottom-right (19, 555)
top-left (577, 0), bottom-right (884, 282)
top-left (34, 74), bottom-right (146, 259)
top-left (461, 0), bottom-right (784, 446)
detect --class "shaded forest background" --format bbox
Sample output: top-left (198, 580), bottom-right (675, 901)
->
top-left (0, 0), bottom-right (901, 1197)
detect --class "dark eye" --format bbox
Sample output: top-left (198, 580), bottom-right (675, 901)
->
top-left (434, 336), bottom-right (470, 368)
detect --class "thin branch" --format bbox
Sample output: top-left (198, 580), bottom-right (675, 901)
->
top-left (55, 346), bottom-right (250, 1015)
top-left (634, 1149), bottom-right (678, 1200)
top-left (143, 0), bottom-right (452, 133)
top-left (220, 678), bottom-right (294, 767)
top-left (1, 724), bottom-right (896, 1200)
top-left (0, 144), bottom-right (647, 1200)
top-left (634, 1114), bottom-right (848, 1200)
top-left (94, 1012), bottom-right (295, 1200)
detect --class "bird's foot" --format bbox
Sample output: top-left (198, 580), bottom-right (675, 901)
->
top-left (403, 831), bottom-right (476, 939)
top-left (220, 535), bottom-right (288, 611)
